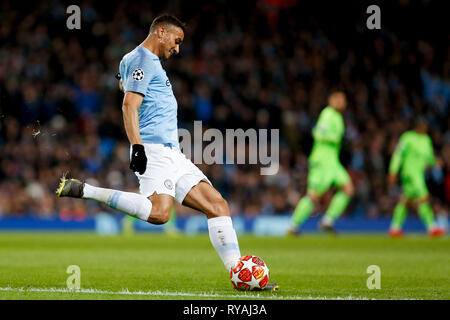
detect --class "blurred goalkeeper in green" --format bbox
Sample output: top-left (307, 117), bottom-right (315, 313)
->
top-left (387, 118), bottom-right (445, 238)
top-left (288, 91), bottom-right (354, 235)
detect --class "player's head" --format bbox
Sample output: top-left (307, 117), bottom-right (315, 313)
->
top-left (413, 117), bottom-right (428, 133)
top-left (328, 91), bottom-right (347, 113)
top-left (149, 14), bottom-right (185, 60)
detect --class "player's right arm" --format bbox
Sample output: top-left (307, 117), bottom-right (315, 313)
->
top-left (119, 51), bottom-right (155, 174)
top-left (122, 92), bottom-right (147, 174)
top-left (425, 136), bottom-right (437, 168)
top-left (388, 134), bottom-right (406, 183)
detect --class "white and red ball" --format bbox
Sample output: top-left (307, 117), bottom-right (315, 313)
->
top-left (230, 255), bottom-right (269, 291)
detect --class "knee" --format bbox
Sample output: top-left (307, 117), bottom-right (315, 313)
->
top-left (307, 192), bottom-right (320, 205)
top-left (147, 202), bottom-right (172, 225)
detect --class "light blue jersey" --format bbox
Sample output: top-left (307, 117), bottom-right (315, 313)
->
top-left (119, 46), bottom-right (179, 149)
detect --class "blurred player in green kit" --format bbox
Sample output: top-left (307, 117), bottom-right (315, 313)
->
top-left (388, 118), bottom-right (445, 238)
top-left (288, 91), bottom-right (354, 235)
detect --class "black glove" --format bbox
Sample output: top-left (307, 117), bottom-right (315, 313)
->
top-left (130, 144), bottom-right (147, 175)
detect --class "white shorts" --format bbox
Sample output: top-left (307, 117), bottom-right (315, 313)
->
top-left (132, 143), bottom-right (212, 203)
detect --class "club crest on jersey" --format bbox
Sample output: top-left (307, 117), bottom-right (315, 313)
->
top-left (164, 179), bottom-right (174, 190)
top-left (132, 68), bottom-right (144, 81)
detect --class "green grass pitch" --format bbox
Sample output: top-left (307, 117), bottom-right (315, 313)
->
top-left (0, 232), bottom-right (448, 300)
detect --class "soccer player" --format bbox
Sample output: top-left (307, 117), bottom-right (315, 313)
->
top-left (287, 91), bottom-right (354, 234)
top-left (387, 118), bottom-right (445, 237)
top-left (56, 14), bottom-right (277, 290)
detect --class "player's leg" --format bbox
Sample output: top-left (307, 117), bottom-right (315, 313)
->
top-left (415, 197), bottom-right (445, 237)
top-left (416, 197), bottom-right (434, 229)
top-left (288, 162), bottom-right (329, 234)
top-left (146, 193), bottom-right (174, 225)
top-left (57, 144), bottom-right (177, 224)
top-left (182, 181), bottom-right (241, 271)
top-left (56, 176), bottom-right (153, 222)
top-left (390, 175), bottom-right (414, 236)
top-left (389, 195), bottom-right (408, 237)
top-left (320, 164), bottom-right (353, 232)
top-left (182, 181), bottom-right (278, 291)
top-left (174, 151), bottom-right (277, 290)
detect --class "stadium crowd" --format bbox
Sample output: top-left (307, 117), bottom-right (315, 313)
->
top-left (0, 0), bottom-right (449, 220)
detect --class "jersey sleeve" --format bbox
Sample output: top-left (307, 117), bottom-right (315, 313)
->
top-left (122, 53), bottom-right (155, 96)
top-left (389, 134), bottom-right (406, 175)
top-left (312, 109), bottom-right (341, 144)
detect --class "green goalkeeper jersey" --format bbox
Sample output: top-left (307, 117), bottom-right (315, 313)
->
top-left (309, 106), bottom-right (344, 164)
top-left (389, 130), bottom-right (436, 178)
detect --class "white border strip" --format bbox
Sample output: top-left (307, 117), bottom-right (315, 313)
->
top-left (0, 286), bottom-right (375, 300)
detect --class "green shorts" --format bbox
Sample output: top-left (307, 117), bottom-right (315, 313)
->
top-left (401, 174), bottom-right (429, 200)
top-left (307, 161), bottom-right (350, 195)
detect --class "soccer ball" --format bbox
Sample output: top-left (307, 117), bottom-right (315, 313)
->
top-left (230, 255), bottom-right (269, 291)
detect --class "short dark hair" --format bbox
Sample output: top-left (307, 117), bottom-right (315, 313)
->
top-left (150, 14), bottom-right (186, 33)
